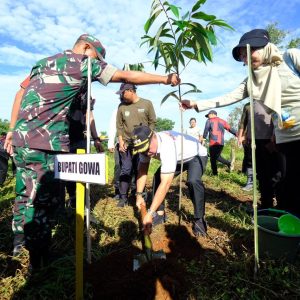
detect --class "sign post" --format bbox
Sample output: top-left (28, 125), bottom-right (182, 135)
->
top-left (54, 151), bottom-right (106, 300)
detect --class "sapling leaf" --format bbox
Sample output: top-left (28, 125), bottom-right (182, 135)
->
top-left (161, 91), bottom-right (180, 105)
top-left (191, 11), bottom-right (216, 21)
top-left (191, 0), bottom-right (206, 12)
top-left (169, 4), bottom-right (180, 18)
top-left (144, 9), bottom-right (163, 33)
top-left (182, 89), bottom-right (202, 96)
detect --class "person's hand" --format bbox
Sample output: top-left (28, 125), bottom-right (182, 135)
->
top-left (4, 132), bottom-right (14, 155)
top-left (180, 100), bottom-right (196, 111)
top-left (237, 136), bottom-right (244, 147)
top-left (166, 73), bottom-right (181, 86)
top-left (143, 212), bottom-right (153, 235)
top-left (108, 147), bottom-right (115, 153)
top-left (119, 140), bottom-right (127, 152)
top-left (136, 195), bottom-right (146, 210)
top-left (94, 138), bottom-right (104, 153)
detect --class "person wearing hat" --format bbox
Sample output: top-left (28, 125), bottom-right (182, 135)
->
top-left (116, 83), bottom-right (156, 207)
top-left (132, 125), bottom-right (208, 237)
top-left (8, 33), bottom-right (180, 270)
top-left (203, 110), bottom-right (236, 175)
top-left (181, 28), bottom-right (300, 217)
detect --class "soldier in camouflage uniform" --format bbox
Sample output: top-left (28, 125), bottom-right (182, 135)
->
top-left (11, 33), bottom-right (180, 269)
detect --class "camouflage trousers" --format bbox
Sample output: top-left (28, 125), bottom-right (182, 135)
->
top-left (13, 147), bottom-right (60, 251)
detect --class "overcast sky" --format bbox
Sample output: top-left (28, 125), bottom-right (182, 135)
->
top-left (1, 0), bottom-right (300, 135)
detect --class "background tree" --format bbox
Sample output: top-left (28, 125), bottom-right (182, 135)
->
top-left (0, 119), bottom-right (9, 135)
top-left (266, 22), bottom-right (300, 49)
top-left (155, 117), bottom-right (175, 131)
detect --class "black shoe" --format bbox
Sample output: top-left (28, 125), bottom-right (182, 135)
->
top-left (152, 213), bottom-right (167, 226)
top-left (117, 198), bottom-right (128, 207)
top-left (192, 219), bottom-right (207, 237)
top-left (113, 194), bottom-right (120, 200)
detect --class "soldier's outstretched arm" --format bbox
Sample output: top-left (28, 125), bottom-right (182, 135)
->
top-left (110, 70), bottom-right (180, 86)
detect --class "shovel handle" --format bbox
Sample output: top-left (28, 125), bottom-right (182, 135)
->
top-left (140, 204), bottom-right (147, 220)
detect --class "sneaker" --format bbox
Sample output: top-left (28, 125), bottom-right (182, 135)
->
top-left (117, 198), bottom-right (128, 207)
top-left (13, 244), bottom-right (25, 257)
top-left (192, 219), bottom-right (207, 237)
top-left (152, 213), bottom-right (167, 226)
top-left (242, 183), bottom-right (253, 191)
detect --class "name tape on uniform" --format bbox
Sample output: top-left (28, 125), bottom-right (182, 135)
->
top-left (54, 153), bottom-right (106, 184)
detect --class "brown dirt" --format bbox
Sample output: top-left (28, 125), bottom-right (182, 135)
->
top-left (85, 180), bottom-right (253, 300)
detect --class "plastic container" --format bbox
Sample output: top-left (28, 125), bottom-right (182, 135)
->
top-left (278, 214), bottom-right (300, 235)
top-left (257, 209), bottom-right (300, 262)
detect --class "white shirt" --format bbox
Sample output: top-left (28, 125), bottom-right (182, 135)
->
top-left (185, 126), bottom-right (202, 139)
top-left (140, 131), bottom-right (207, 174)
top-left (107, 108), bottom-right (118, 149)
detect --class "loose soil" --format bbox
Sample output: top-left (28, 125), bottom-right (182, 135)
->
top-left (85, 182), bottom-right (253, 300)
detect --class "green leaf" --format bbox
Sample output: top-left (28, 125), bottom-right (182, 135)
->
top-left (150, 1), bottom-right (161, 15)
top-left (154, 48), bottom-right (160, 70)
top-left (169, 4), bottom-right (180, 18)
top-left (192, 0), bottom-right (206, 13)
top-left (180, 82), bottom-right (199, 89)
top-left (182, 11), bottom-right (190, 20)
top-left (206, 29), bottom-right (217, 46)
top-left (182, 50), bottom-right (195, 59)
top-left (189, 22), bottom-right (208, 37)
top-left (178, 53), bottom-right (185, 66)
top-left (153, 22), bottom-right (168, 47)
top-left (191, 11), bottom-right (216, 21)
top-left (182, 89), bottom-right (202, 96)
top-left (208, 19), bottom-right (234, 30)
top-left (192, 28), bottom-right (213, 61)
top-left (161, 91), bottom-right (180, 106)
top-left (144, 9), bottom-right (163, 33)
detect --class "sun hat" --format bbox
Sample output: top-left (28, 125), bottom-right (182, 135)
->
top-left (232, 29), bottom-right (270, 61)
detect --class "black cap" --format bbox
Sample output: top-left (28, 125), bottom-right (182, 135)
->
top-left (232, 29), bottom-right (269, 61)
top-left (116, 83), bottom-right (137, 94)
top-left (205, 110), bottom-right (217, 118)
top-left (131, 125), bottom-right (153, 155)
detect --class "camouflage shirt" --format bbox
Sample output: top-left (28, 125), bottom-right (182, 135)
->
top-left (13, 50), bottom-right (117, 152)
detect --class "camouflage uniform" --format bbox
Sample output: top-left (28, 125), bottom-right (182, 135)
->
top-left (12, 49), bottom-right (117, 257)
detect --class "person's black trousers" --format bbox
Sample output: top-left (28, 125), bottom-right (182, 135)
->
top-left (119, 147), bottom-right (139, 200)
top-left (209, 145), bottom-right (230, 175)
top-left (152, 156), bottom-right (207, 219)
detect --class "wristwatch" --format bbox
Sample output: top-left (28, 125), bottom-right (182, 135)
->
top-left (147, 209), bottom-right (156, 218)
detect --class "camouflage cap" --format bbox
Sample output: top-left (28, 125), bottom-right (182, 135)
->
top-left (77, 34), bottom-right (106, 60)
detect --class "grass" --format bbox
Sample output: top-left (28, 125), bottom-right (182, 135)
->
top-left (0, 144), bottom-right (299, 299)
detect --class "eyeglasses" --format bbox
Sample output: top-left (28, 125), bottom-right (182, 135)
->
top-left (239, 47), bottom-right (262, 61)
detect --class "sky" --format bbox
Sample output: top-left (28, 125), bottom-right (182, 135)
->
top-left (1, 0), bottom-right (300, 137)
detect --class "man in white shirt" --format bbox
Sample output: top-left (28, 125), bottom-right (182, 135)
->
top-left (185, 117), bottom-right (202, 142)
top-left (132, 125), bottom-right (208, 237)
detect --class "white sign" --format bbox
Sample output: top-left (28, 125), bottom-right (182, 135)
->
top-left (54, 153), bottom-right (106, 185)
